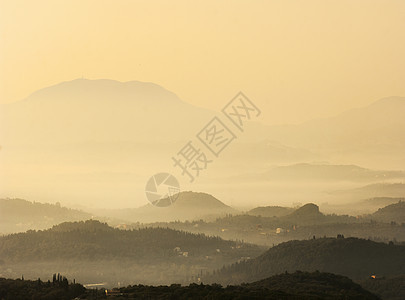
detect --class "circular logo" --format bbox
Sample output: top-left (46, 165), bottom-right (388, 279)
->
top-left (145, 173), bottom-right (180, 207)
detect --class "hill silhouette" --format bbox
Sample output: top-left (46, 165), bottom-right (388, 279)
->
top-left (93, 191), bottom-right (237, 223)
top-left (208, 237), bottom-right (405, 284)
top-left (246, 271), bottom-right (379, 299)
top-left (248, 206), bottom-right (295, 218)
top-left (0, 198), bottom-right (92, 234)
top-left (370, 201), bottom-right (405, 223)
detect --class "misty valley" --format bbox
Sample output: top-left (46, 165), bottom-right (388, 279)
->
top-left (0, 21), bottom-right (405, 298)
top-left (0, 193), bottom-right (404, 299)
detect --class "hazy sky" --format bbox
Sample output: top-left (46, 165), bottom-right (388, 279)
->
top-left (1, 0), bottom-right (404, 124)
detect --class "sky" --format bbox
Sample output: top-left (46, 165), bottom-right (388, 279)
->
top-left (0, 0), bottom-right (404, 125)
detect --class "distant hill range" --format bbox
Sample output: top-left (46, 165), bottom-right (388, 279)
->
top-left (261, 163), bottom-right (405, 182)
top-left (331, 183), bottom-right (405, 200)
top-left (208, 237), bottom-right (405, 284)
top-left (92, 191), bottom-right (238, 223)
top-left (233, 163), bottom-right (405, 184)
top-left (261, 96), bottom-right (405, 169)
top-left (139, 201), bottom-right (405, 247)
top-left (0, 198), bottom-right (92, 234)
top-left (1, 79), bottom-right (404, 208)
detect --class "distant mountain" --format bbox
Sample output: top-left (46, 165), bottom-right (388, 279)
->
top-left (331, 183), bottom-right (405, 200)
top-left (0, 198), bottom-right (92, 234)
top-left (1, 80), bottom-right (403, 208)
top-left (371, 201), bottom-right (405, 223)
top-left (0, 220), bottom-right (263, 285)
top-left (208, 237), bottom-right (405, 284)
top-left (92, 191), bottom-right (238, 223)
top-left (0, 78), bottom-right (214, 145)
top-left (0, 79), bottom-right (321, 208)
top-left (263, 96), bottom-right (405, 169)
top-left (247, 206), bottom-right (295, 218)
top-left (234, 163), bottom-right (405, 183)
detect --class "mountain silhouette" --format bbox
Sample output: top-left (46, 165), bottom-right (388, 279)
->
top-left (0, 198), bottom-right (92, 234)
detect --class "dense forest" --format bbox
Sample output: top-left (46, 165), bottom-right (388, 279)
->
top-left (0, 220), bottom-right (264, 285)
top-left (206, 237), bottom-right (405, 284)
top-left (0, 220), bottom-right (262, 262)
top-left (0, 271), bottom-right (380, 299)
top-left (0, 274), bottom-right (85, 300)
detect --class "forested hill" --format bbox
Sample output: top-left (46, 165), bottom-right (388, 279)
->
top-left (370, 201), bottom-right (405, 223)
top-left (207, 237), bottom-right (405, 284)
top-left (0, 220), bottom-right (262, 263)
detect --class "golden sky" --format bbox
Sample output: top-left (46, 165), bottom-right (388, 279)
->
top-left (0, 0), bottom-right (404, 124)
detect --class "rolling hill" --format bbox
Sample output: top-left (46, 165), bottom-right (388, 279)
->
top-left (0, 220), bottom-right (264, 285)
top-left (208, 237), bottom-right (405, 284)
top-left (246, 271), bottom-right (379, 299)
